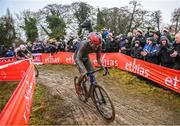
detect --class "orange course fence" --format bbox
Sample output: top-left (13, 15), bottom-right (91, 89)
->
top-left (34, 52), bottom-right (180, 93)
top-left (0, 59), bottom-right (36, 125)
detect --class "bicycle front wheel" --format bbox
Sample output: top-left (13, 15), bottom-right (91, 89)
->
top-left (34, 65), bottom-right (39, 77)
top-left (92, 85), bottom-right (115, 122)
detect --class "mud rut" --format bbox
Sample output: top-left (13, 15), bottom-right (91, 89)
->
top-left (36, 65), bottom-right (180, 125)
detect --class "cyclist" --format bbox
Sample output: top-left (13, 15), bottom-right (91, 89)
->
top-left (14, 44), bottom-right (32, 60)
top-left (74, 32), bottom-right (107, 95)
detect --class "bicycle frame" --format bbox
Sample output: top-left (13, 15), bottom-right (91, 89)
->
top-left (81, 67), bottom-right (108, 101)
top-left (81, 77), bottom-right (94, 102)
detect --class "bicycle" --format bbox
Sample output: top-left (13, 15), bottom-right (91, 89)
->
top-left (74, 67), bottom-right (115, 122)
top-left (34, 65), bottom-right (39, 77)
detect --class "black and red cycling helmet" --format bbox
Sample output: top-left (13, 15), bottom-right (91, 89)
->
top-left (89, 32), bottom-right (102, 45)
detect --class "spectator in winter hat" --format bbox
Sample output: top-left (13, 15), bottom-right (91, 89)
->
top-left (136, 28), bottom-right (143, 35)
top-left (153, 31), bottom-right (161, 44)
top-left (163, 28), bottom-right (172, 42)
top-left (119, 36), bottom-right (131, 56)
top-left (131, 39), bottom-right (143, 59)
top-left (157, 36), bottom-right (174, 68)
top-left (105, 32), bottom-right (114, 52)
top-left (145, 29), bottom-right (155, 38)
top-left (133, 28), bottom-right (146, 47)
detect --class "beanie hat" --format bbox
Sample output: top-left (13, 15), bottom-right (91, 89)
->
top-left (147, 37), bottom-right (154, 42)
top-left (160, 36), bottom-right (169, 43)
top-left (154, 31), bottom-right (161, 38)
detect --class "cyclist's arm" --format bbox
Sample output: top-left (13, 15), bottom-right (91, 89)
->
top-left (96, 45), bottom-right (109, 75)
top-left (75, 46), bottom-right (88, 76)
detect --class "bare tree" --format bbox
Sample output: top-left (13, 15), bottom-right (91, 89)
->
top-left (128, 0), bottom-right (141, 32)
top-left (171, 8), bottom-right (180, 33)
top-left (150, 10), bottom-right (162, 31)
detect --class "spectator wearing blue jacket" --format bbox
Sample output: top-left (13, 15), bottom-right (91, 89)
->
top-left (105, 32), bottom-right (113, 52)
top-left (5, 47), bottom-right (15, 57)
top-left (102, 28), bottom-right (109, 40)
top-left (141, 37), bottom-right (159, 64)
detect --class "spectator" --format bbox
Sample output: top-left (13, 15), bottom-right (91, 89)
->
top-left (127, 32), bottom-right (133, 37)
top-left (118, 35), bottom-right (126, 49)
top-left (32, 41), bottom-right (43, 53)
top-left (170, 32), bottom-right (180, 70)
top-left (153, 31), bottom-right (161, 44)
top-left (26, 42), bottom-right (32, 52)
top-left (162, 28), bottom-right (172, 42)
top-left (119, 36), bottom-right (131, 56)
top-left (131, 39), bottom-right (143, 59)
top-left (0, 45), bottom-right (6, 57)
top-left (5, 47), bottom-right (15, 57)
top-left (67, 37), bottom-right (75, 52)
top-left (145, 29), bottom-right (154, 38)
top-left (157, 36), bottom-right (174, 68)
top-left (42, 41), bottom-right (50, 53)
top-left (141, 37), bottom-right (159, 64)
top-left (105, 32), bottom-right (114, 52)
top-left (134, 28), bottom-right (146, 47)
top-left (80, 18), bottom-right (93, 33)
top-left (48, 39), bottom-right (58, 53)
top-left (102, 28), bottom-right (109, 40)
top-left (108, 36), bottom-right (119, 52)
top-left (57, 39), bottom-right (66, 52)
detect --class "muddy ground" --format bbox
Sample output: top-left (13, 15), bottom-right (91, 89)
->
top-left (34, 64), bottom-right (180, 125)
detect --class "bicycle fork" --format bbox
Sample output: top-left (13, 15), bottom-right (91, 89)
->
top-left (89, 74), bottom-right (106, 105)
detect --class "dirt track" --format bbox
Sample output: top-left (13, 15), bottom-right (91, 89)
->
top-left (36, 64), bottom-right (180, 125)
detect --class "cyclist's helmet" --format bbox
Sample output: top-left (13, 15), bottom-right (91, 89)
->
top-left (89, 32), bottom-right (102, 45)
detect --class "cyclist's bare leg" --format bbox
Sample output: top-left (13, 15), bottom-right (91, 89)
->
top-left (75, 74), bottom-right (84, 95)
top-left (77, 74), bottom-right (84, 86)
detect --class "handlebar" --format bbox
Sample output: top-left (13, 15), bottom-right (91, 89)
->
top-left (86, 67), bottom-right (109, 76)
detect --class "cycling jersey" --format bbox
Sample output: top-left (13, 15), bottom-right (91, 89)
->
top-left (74, 40), bottom-right (102, 76)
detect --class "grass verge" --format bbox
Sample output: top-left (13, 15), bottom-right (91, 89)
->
top-left (0, 81), bottom-right (18, 111)
top-left (30, 83), bottom-right (52, 125)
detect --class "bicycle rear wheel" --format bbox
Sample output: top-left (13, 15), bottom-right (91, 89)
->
top-left (34, 65), bottom-right (39, 77)
top-left (92, 85), bottom-right (115, 122)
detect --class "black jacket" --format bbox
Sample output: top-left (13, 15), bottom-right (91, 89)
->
top-left (131, 46), bottom-right (143, 59)
top-left (173, 43), bottom-right (180, 70)
top-left (157, 45), bottom-right (174, 68)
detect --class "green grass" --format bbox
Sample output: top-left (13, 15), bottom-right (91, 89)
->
top-left (30, 83), bottom-right (52, 125)
top-left (0, 81), bottom-right (18, 111)
top-left (102, 68), bottom-right (180, 113)
top-left (0, 81), bottom-right (52, 125)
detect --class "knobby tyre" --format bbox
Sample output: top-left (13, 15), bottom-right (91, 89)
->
top-left (34, 65), bottom-right (39, 77)
top-left (92, 85), bottom-right (115, 122)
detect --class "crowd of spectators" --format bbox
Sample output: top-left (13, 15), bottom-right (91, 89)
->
top-left (101, 28), bottom-right (180, 70)
top-left (0, 28), bottom-right (180, 70)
